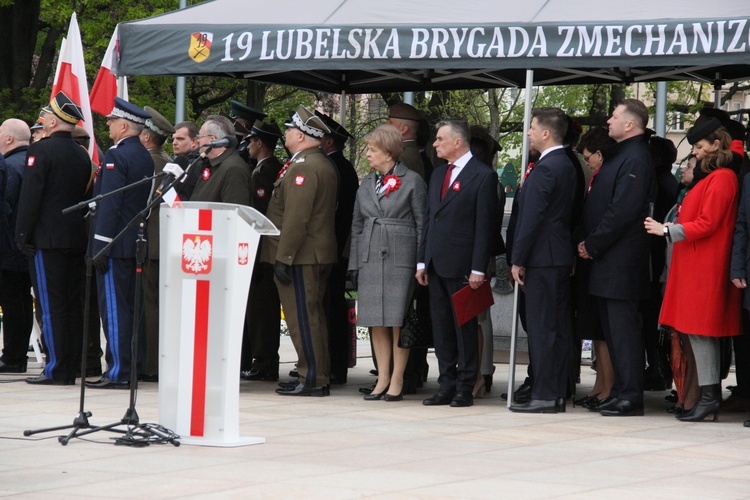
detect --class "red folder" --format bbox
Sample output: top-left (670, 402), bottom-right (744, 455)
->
top-left (451, 280), bottom-right (494, 327)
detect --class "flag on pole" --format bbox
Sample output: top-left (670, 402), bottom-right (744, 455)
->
top-left (90, 27), bottom-right (128, 117)
top-left (51, 13), bottom-right (99, 165)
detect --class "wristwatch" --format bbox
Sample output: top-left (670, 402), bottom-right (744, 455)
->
top-left (663, 226), bottom-right (670, 240)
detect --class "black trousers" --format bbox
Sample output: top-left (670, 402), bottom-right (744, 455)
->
top-left (733, 309), bottom-right (750, 398)
top-left (597, 297), bottom-right (644, 404)
top-left (427, 269), bottom-right (479, 394)
top-left (0, 269), bottom-right (33, 366)
top-left (324, 258), bottom-right (350, 381)
top-left (241, 262), bottom-right (280, 374)
top-left (31, 249), bottom-right (84, 382)
top-left (524, 266), bottom-right (572, 400)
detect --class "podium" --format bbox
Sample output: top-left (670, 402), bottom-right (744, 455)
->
top-left (158, 202), bottom-right (279, 447)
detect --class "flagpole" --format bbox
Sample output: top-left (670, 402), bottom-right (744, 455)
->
top-left (174, 0), bottom-right (188, 124)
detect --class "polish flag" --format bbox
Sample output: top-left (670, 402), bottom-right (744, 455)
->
top-left (90, 27), bottom-right (128, 117)
top-left (51, 13), bottom-right (99, 165)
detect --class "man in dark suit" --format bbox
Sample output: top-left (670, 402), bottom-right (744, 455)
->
top-left (16, 92), bottom-right (91, 385)
top-left (316, 111), bottom-right (360, 385)
top-left (87, 97), bottom-right (155, 389)
top-left (508, 108), bottom-right (577, 414)
top-left (578, 98), bottom-right (656, 416)
top-left (416, 119), bottom-right (498, 408)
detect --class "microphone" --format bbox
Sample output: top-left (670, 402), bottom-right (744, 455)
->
top-left (155, 155), bottom-right (190, 196)
top-left (204, 135), bottom-right (238, 149)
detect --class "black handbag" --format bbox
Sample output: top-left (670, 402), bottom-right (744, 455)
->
top-left (398, 301), bottom-right (432, 349)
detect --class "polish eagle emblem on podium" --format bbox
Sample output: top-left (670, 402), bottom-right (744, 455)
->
top-left (182, 234), bottom-right (213, 274)
top-left (238, 243), bottom-right (249, 265)
top-left (189, 32), bottom-right (213, 63)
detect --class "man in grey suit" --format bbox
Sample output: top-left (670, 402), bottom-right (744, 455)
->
top-left (509, 108), bottom-right (578, 414)
top-left (416, 119), bottom-right (498, 408)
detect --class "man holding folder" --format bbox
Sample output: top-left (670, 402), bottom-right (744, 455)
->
top-left (416, 119), bottom-right (498, 408)
top-left (509, 108), bottom-right (577, 413)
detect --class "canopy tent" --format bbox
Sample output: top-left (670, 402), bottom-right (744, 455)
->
top-left (116, 0), bottom-right (750, 92)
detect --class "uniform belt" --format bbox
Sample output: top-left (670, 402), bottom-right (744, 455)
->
top-left (360, 217), bottom-right (415, 263)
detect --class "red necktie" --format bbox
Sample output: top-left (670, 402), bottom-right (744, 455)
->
top-left (441, 163), bottom-right (455, 200)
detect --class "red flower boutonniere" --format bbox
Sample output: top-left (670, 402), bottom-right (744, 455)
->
top-left (202, 167), bottom-right (211, 180)
top-left (383, 174), bottom-right (401, 197)
top-left (452, 181), bottom-right (461, 192)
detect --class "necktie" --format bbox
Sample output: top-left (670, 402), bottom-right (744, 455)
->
top-left (441, 163), bottom-right (455, 200)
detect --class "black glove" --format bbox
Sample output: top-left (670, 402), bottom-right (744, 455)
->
top-left (93, 255), bottom-right (109, 274)
top-left (274, 261), bottom-right (292, 286)
top-left (18, 244), bottom-right (35, 257)
top-left (348, 270), bottom-right (359, 290)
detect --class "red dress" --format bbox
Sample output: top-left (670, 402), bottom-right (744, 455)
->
top-left (659, 167), bottom-right (741, 337)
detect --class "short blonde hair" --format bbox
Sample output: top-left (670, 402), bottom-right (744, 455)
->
top-left (364, 124), bottom-right (403, 160)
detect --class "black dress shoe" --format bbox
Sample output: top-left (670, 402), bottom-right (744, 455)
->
top-left (275, 382), bottom-right (329, 397)
top-left (0, 360), bottom-right (27, 373)
top-left (600, 399), bottom-right (644, 416)
top-left (450, 392), bottom-right (473, 407)
top-left (423, 390), bottom-right (455, 406)
top-left (85, 377), bottom-right (129, 389)
top-left (278, 380), bottom-right (299, 390)
top-left (364, 391), bottom-right (385, 401)
top-left (513, 382), bottom-right (532, 404)
top-left (555, 397), bottom-right (566, 413)
top-left (358, 384), bottom-right (375, 395)
top-left (744, 418), bottom-right (750, 428)
top-left (240, 369), bottom-right (279, 381)
top-left (384, 392), bottom-right (404, 402)
top-left (25, 374), bottom-right (74, 386)
top-left (589, 396), bottom-right (617, 412)
top-left (369, 369), bottom-right (378, 376)
top-left (330, 373), bottom-right (347, 385)
top-left (509, 399), bottom-right (557, 413)
top-left (289, 368), bottom-right (299, 378)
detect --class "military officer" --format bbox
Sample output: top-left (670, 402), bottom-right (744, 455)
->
top-left (86, 97), bottom-right (154, 389)
top-left (316, 111), bottom-right (360, 385)
top-left (241, 120), bottom-right (284, 381)
top-left (16, 92), bottom-right (91, 385)
top-left (264, 105), bottom-right (338, 396)
top-left (222, 100), bottom-right (267, 165)
top-left (190, 115), bottom-right (251, 205)
top-left (139, 105), bottom-right (175, 382)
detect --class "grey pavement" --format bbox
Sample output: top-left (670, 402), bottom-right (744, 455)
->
top-left (1, 333), bottom-right (750, 499)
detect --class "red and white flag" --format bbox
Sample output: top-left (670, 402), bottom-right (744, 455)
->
top-left (90, 27), bottom-right (128, 117)
top-left (51, 13), bottom-right (99, 165)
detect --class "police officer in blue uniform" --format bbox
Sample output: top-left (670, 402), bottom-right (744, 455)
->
top-left (86, 97), bottom-right (154, 389)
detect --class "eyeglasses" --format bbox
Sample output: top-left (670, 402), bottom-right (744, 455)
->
top-left (196, 134), bottom-right (215, 140)
top-left (583, 151), bottom-right (599, 162)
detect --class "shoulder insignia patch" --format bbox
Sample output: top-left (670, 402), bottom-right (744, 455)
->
top-left (294, 175), bottom-right (305, 186)
top-left (26, 156), bottom-right (35, 167)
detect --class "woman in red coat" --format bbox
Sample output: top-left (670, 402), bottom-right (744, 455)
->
top-left (645, 118), bottom-right (741, 422)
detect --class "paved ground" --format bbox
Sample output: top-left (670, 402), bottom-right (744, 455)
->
top-left (1, 336), bottom-right (749, 499)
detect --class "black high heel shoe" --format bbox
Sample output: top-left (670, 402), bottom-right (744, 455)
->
top-left (364, 391), bottom-right (385, 401)
top-left (677, 384), bottom-right (721, 422)
top-left (384, 391), bottom-right (403, 402)
top-left (574, 392), bottom-right (601, 407)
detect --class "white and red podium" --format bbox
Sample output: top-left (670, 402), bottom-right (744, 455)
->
top-left (158, 201), bottom-right (278, 447)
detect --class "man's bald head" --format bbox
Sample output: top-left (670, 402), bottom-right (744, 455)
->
top-left (0, 119), bottom-right (31, 155)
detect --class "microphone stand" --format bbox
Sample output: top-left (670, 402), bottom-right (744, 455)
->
top-left (22, 162), bottom-right (200, 446)
top-left (22, 170), bottom-right (167, 445)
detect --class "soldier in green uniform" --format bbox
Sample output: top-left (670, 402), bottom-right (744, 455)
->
top-left (191, 115), bottom-right (252, 205)
top-left (263, 105), bottom-right (338, 396)
top-left (140, 105), bottom-right (175, 382)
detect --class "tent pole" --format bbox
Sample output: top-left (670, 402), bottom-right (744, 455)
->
top-left (654, 82), bottom-right (667, 137)
top-left (174, 0), bottom-right (188, 124)
top-left (339, 91), bottom-right (346, 125)
top-left (507, 69), bottom-right (534, 408)
top-left (403, 92), bottom-right (414, 105)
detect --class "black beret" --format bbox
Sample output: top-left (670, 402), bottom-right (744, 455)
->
top-left (687, 117), bottom-right (722, 145)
